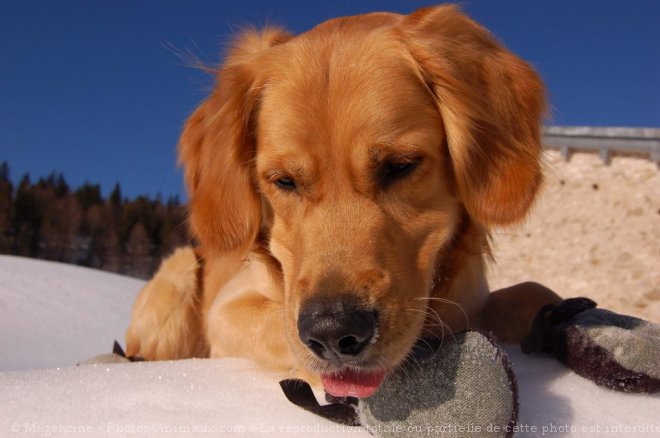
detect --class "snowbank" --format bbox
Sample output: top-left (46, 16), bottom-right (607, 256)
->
top-left (0, 255), bottom-right (143, 371)
top-left (490, 152), bottom-right (660, 324)
top-left (1, 256), bottom-right (658, 437)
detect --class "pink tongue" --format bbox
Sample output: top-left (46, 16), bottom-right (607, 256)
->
top-left (321, 369), bottom-right (386, 398)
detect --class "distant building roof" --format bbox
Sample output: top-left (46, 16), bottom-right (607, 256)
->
top-left (542, 126), bottom-right (660, 165)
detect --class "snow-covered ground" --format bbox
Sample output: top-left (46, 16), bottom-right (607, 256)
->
top-left (0, 255), bottom-right (658, 437)
top-left (0, 255), bottom-right (142, 372)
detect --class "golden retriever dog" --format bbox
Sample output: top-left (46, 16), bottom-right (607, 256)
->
top-left (126, 4), bottom-right (561, 398)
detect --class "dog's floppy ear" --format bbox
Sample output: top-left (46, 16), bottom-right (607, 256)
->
top-left (179, 28), bottom-right (291, 252)
top-left (400, 5), bottom-right (546, 225)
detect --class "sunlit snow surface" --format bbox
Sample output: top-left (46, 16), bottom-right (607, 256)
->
top-left (1, 255), bottom-right (658, 437)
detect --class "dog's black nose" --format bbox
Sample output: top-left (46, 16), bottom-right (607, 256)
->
top-left (298, 297), bottom-right (376, 361)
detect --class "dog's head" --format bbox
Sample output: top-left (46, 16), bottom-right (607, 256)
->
top-left (180, 5), bottom-right (544, 397)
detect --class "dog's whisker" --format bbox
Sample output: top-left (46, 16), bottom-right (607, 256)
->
top-left (405, 307), bottom-right (445, 330)
top-left (401, 354), bottom-right (421, 377)
top-left (416, 335), bottom-right (435, 351)
top-left (405, 306), bottom-right (457, 346)
top-left (392, 341), bottom-right (420, 378)
top-left (404, 307), bottom-right (442, 331)
top-left (413, 296), bottom-right (455, 303)
top-left (404, 308), bottom-right (446, 353)
top-left (412, 296), bottom-right (471, 329)
top-left (426, 305), bottom-right (457, 345)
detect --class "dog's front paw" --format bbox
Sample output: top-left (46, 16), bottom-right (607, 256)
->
top-left (125, 247), bottom-right (207, 360)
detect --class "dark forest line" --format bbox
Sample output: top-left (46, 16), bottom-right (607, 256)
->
top-left (0, 162), bottom-right (190, 279)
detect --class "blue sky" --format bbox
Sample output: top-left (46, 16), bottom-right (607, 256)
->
top-left (2, 0), bottom-right (659, 199)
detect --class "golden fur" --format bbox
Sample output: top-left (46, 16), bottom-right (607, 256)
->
top-left (126, 5), bottom-right (561, 382)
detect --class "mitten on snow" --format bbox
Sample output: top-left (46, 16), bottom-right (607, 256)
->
top-left (281, 331), bottom-right (519, 438)
top-left (522, 297), bottom-right (660, 393)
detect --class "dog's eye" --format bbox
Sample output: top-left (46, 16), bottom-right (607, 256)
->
top-left (275, 176), bottom-right (297, 191)
top-left (381, 157), bottom-right (421, 185)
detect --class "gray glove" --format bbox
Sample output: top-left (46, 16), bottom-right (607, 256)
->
top-left (522, 297), bottom-right (660, 393)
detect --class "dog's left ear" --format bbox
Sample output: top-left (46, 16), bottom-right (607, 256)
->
top-left (400, 5), bottom-right (546, 226)
top-left (179, 28), bottom-right (292, 253)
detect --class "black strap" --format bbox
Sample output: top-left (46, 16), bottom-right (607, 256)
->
top-left (113, 340), bottom-right (144, 362)
top-left (279, 379), bottom-right (360, 426)
top-left (521, 297), bottom-right (597, 354)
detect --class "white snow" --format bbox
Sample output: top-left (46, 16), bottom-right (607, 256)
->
top-left (1, 255), bottom-right (658, 437)
top-left (0, 255), bottom-right (143, 371)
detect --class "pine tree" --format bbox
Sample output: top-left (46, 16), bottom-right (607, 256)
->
top-left (110, 182), bottom-right (122, 208)
top-left (125, 222), bottom-right (152, 277)
top-left (54, 173), bottom-right (69, 198)
top-left (13, 174), bottom-right (42, 256)
top-left (75, 182), bottom-right (102, 212)
top-left (0, 162), bottom-right (9, 183)
top-left (0, 162), bottom-right (14, 252)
